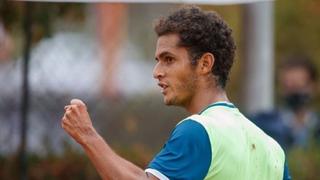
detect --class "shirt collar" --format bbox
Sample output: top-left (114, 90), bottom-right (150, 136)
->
top-left (198, 101), bottom-right (236, 115)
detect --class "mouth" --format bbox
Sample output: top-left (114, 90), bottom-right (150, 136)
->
top-left (158, 82), bottom-right (169, 94)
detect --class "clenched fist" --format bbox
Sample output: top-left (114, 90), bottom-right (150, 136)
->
top-left (61, 99), bottom-right (97, 145)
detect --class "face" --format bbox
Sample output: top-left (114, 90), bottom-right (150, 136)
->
top-left (153, 34), bottom-right (198, 107)
top-left (280, 67), bottom-right (314, 96)
top-left (279, 67), bottom-right (315, 110)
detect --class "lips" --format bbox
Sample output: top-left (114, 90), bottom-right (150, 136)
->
top-left (158, 82), bottom-right (169, 94)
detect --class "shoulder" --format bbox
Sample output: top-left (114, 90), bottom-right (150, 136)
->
top-left (173, 119), bottom-right (208, 139)
top-left (165, 119), bottom-right (211, 151)
top-left (146, 119), bottom-right (212, 180)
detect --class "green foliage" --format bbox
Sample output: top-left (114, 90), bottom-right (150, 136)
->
top-left (0, 2), bottom-right (85, 40)
top-left (275, 0), bottom-right (320, 109)
top-left (0, 149), bottom-right (100, 180)
top-left (275, 0), bottom-right (320, 57)
top-left (288, 143), bottom-right (320, 179)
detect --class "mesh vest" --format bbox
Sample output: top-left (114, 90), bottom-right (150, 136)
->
top-left (184, 103), bottom-right (285, 180)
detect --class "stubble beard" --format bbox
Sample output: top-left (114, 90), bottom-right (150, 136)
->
top-left (164, 74), bottom-right (199, 107)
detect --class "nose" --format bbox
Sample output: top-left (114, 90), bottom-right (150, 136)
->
top-left (153, 62), bottom-right (164, 80)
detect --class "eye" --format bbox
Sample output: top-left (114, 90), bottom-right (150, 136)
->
top-left (165, 56), bottom-right (174, 64)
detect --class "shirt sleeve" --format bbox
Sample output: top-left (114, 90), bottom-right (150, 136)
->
top-left (146, 119), bottom-right (212, 180)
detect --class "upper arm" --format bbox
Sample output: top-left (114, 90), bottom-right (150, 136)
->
top-left (146, 120), bottom-right (212, 180)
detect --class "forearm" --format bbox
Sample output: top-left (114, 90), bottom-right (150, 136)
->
top-left (81, 132), bottom-right (147, 180)
top-left (62, 100), bottom-right (155, 179)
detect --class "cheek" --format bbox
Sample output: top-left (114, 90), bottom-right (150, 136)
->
top-left (176, 74), bottom-right (197, 95)
top-left (168, 63), bottom-right (197, 94)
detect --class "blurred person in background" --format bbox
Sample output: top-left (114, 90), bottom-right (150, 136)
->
top-left (279, 56), bottom-right (319, 148)
top-left (0, 20), bottom-right (14, 62)
top-left (251, 55), bottom-right (320, 151)
top-left (61, 6), bottom-right (290, 180)
top-left (96, 3), bottom-right (127, 100)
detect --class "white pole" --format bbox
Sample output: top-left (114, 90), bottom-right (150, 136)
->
top-left (242, 1), bottom-right (274, 114)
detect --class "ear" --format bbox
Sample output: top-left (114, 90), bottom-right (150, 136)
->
top-left (197, 53), bottom-right (214, 75)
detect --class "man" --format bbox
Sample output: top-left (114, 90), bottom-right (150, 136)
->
top-left (279, 56), bottom-right (319, 148)
top-left (252, 55), bottom-right (319, 150)
top-left (62, 6), bottom-right (290, 179)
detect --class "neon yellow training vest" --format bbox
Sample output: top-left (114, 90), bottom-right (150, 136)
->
top-left (184, 102), bottom-right (285, 180)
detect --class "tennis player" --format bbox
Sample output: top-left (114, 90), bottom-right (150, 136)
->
top-left (62, 5), bottom-right (291, 180)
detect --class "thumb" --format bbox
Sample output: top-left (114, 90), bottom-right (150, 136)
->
top-left (70, 99), bottom-right (87, 108)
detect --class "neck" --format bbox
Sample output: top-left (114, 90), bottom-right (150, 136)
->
top-left (185, 85), bottom-right (229, 114)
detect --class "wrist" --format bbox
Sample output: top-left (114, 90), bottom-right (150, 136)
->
top-left (79, 128), bottom-right (101, 147)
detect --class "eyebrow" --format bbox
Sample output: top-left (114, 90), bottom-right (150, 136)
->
top-left (155, 51), bottom-right (174, 61)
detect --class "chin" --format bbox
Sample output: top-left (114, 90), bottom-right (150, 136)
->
top-left (163, 96), bottom-right (181, 106)
top-left (163, 99), bottom-right (172, 106)
top-left (163, 96), bottom-right (173, 106)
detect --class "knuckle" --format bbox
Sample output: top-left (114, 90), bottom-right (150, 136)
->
top-left (72, 105), bottom-right (79, 109)
top-left (65, 114), bottom-right (71, 118)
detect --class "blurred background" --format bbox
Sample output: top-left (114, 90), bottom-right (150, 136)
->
top-left (0, 0), bottom-right (319, 179)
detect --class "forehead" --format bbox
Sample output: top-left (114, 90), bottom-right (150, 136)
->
top-left (155, 34), bottom-right (181, 57)
top-left (280, 67), bottom-right (311, 89)
top-left (281, 67), bottom-right (310, 81)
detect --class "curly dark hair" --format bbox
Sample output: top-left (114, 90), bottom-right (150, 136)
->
top-left (154, 6), bottom-right (236, 88)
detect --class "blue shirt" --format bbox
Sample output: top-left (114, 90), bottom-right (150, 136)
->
top-left (147, 120), bottom-right (291, 180)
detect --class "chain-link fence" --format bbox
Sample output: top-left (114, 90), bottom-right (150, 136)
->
top-left (0, 3), bottom-right (188, 179)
